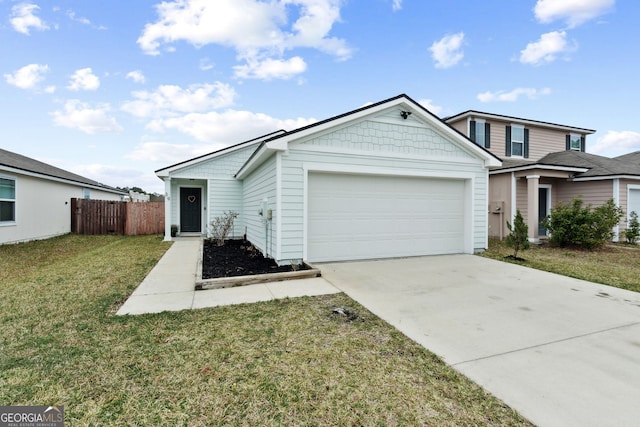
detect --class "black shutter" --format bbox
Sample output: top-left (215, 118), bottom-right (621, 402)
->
top-left (580, 135), bottom-right (586, 152)
top-left (485, 122), bottom-right (491, 148)
top-left (470, 120), bottom-right (476, 143)
top-left (505, 125), bottom-right (512, 156)
top-left (566, 134), bottom-right (571, 151)
top-left (524, 128), bottom-right (530, 158)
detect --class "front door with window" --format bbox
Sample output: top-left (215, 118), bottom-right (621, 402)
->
top-left (180, 187), bottom-right (202, 233)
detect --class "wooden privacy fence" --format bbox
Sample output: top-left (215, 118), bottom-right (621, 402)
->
top-left (71, 199), bottom-right (165, 236)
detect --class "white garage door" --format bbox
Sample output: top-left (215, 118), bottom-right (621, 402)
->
top-left (307, 173), bottom-right (466, 262)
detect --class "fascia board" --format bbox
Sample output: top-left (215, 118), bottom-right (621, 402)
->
top-left (490, 164), bottom-right (589, 175)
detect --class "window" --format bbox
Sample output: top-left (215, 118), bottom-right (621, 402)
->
top-left (470, 119), bottom-right (491, 148)
top-left (0, 177), bottom-right (16, 223)
top-left (83, 188), bottom-right (91, 199)
top-left (511, 125), bottom-right (524, 157)
top-left (569, 133), bottom-right (582, 151)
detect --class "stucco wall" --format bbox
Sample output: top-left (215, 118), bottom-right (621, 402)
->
top-left (0, 172), bottom-right (122, 244)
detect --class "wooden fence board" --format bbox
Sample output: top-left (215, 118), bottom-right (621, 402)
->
top-left (71, 199), bottom-right (164, 236)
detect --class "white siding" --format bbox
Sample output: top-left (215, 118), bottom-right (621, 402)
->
top-left (242, 155), bottom-right (277, 257)
top-left (167, 144), bottom-right (258, 235)
top-left (273, 117), bottom-right (488, 263)
top-left (0, 172), bottom-right (121, 245)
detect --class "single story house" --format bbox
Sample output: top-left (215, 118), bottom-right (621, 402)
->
top-left (0, 148), bottom-right (125, 245)
top-left (156, 94), bottom-right (502, 264)
top-left (445, 111), bottom-right (640, 242)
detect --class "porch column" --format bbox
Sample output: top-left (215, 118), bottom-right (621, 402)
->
top-left (163, 177), bottom-right (172, 241)
top-left (526, 175), bottom-right (540, 243)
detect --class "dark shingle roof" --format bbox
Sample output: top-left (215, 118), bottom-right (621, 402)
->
top-left (538, 151), bottom-right (640, 177)
top-left (491, 150), bottom-right (640, 178)
top-left (0, 148), bottom-right (124, 192)
top-left (615, 151), bottom-right (640, 164)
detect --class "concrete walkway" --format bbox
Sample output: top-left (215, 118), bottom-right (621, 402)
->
top-left (320, 255), bottom-right (640, 427)
top-left (116, 239), bottom-right (340, 315)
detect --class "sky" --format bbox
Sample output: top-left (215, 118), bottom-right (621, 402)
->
top-left (2, 0), bottom-right (639, 194)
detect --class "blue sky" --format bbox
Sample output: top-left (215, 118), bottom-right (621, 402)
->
top-left (2, 0), bottom-right (638, 193)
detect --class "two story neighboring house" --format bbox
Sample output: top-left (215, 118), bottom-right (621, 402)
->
top-left (446, 111), bottom-right (640, 242)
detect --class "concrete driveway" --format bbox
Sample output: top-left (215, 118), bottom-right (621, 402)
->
top-left (319, 255), bottom-right (640, 427)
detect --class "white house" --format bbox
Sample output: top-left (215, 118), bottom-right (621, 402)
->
top-left (0, 148), bottom-right (125, 245)
top-left (156, 94), bottom-right (501, 263)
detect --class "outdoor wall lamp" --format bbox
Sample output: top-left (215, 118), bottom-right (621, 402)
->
top-left (400, 110), bottom-right (412, 119)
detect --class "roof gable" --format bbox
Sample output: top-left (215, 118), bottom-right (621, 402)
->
top-left (236, 94), bottom-right (502, 178)
top-left (155, 130), bottom-right (286, 177)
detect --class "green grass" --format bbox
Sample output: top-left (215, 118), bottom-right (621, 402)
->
top-left (481, 239), bottom-right (640, 293)
top-left (0, 234), bottom-right (531, 426)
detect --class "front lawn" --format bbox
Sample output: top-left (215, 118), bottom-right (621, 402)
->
top-left (481, 239), bottom-right (640, 293)
top-left (0, 234), bottom-right (531, 425)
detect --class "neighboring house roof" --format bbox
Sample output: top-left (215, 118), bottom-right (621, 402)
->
top-left (615, 151), bottom-right (640, 163)
top-left (490, 150), bottom-right (640, 180)
top-left (0, 148), bottom-right (125, 194)
top-left (445, 110), bottom-right (596, 135)
top-left (155, 130), bottom-right (286, 177)
top-left (235, 94), bottom-right (502, 178)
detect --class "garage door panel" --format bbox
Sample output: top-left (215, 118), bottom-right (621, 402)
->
top-left (308, 173), bottom-right (466, 262)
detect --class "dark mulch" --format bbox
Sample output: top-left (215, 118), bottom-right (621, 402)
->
top-left (202, 239), bottom-right (307, 279)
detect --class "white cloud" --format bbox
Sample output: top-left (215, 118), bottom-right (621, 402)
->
top-left (10, 3), bottom-right (49, 34)
top-left (418, 99), bottom-right (443, 116)
top-left (534, 0), bottom-right (614, 28)
top-left (137, 0), bottom-right (351, 79)
top-left (477, 87), bottom-right (552, 102)
top-left (147, 109), bottom-right (316, 143)
top-left (66, 10), bottom-right (90, 25)
top-left (67, 68), bottom-right (100, 91)
top-left (51, 99), bottom-right (123, 134)
top-left (4, 63), bottom-right (49, 90)
top-left (233, 56), bottom-right (307, 80)
top-left (589, 130), bottom-right (640, 157)
top-left (121, 82), bottom-right (236, 118)
top-left (520, 31), bottom-right (572, 65)
top-left (429, 32), bottom-right (465, 69)
top-left (391, 0), bottom-right (402, 11)
top-left (126, 70), bottom-right (146, 84)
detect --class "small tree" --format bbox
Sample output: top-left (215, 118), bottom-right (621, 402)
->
top-left (505, 209), bottom-right (529, 259)
top-left (208, 211), bottom-right (239, 246)
top-left (623, 211), bottom-right (640, 244)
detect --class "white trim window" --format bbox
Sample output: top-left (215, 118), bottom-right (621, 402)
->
top-left (569, 133), bottom-right (582, 151)
top-left (0, 177), bottom-right (16, 223)
top-left (511, 125), bottom-right (525, 157)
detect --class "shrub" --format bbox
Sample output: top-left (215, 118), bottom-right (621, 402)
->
top-left (622, 211), bottom-right (640, 244)
top-left (542, 198), bottom-right (623, 249)
top-left (505, 209), bottom-right (529, 258)
top-left (208, 211), bottom-right (239, 246)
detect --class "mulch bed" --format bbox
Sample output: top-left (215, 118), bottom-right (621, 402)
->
top-left (202, 239), bottom-right (307, 279)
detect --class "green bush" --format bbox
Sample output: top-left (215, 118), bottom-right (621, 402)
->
top-left (542, 198), bottom-right (623, 249)
top-left (505, 209), bottom-right (529, 258)
top-left (622, 211), bottom-right (640, 244)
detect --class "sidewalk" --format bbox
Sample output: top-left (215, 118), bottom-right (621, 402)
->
top-left (116, 239), bottom-right (340, 315)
